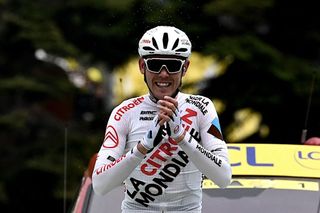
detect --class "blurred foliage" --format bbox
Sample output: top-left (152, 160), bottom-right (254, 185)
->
top-left (0, 0), bottom-right (319, 212)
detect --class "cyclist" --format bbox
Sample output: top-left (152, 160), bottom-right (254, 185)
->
top-left (92, 26), bottom-right (232, 213)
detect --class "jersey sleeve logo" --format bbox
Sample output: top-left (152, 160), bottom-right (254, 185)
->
top-left (207, 117), bottom-right (224, 140)
top-left (103, 125), bottom-right (119, 148)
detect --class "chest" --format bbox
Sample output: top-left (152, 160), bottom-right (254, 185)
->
top-left (126, 106), bottom-right (200, 147)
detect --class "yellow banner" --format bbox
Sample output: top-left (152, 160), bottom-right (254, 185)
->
top-left (202, 179), bottom-right (319, 191)
top-left (228, 144), bottom-right (320, 178)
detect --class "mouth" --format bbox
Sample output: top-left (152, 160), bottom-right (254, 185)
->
top-left (155, 81), bottom-right (171, 87)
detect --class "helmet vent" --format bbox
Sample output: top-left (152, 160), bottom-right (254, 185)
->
top-left (143, 46), bottom-right (155, 51)
top-left (152, 37), bottom-right (159, 50)
top-left (175, 48), bottom-right (188, 52)
top-left (172, 38), bottom-right (179, 50)
top-left (163, 33), bottom-right (169, 49)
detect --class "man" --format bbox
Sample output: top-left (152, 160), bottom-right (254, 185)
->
top-left (92, 26), bottom-right (232, 213)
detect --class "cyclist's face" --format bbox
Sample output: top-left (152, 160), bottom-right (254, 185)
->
top-left (139, 57), bottom-right (189, 100)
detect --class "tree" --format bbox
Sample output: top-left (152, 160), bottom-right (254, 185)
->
top-left (0, 0), bottom-right (319, 212)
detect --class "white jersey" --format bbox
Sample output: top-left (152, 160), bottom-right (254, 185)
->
top-left (92, 92), bottom-right (231, 212)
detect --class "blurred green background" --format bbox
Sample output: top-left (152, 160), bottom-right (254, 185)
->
top-left (0, 0), bottom-right (319, 212)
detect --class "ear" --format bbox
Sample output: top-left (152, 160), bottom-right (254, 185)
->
top-left (182, 60), bottom-right (190, 77)
top-left (138, 58), bottom-right (145, 74)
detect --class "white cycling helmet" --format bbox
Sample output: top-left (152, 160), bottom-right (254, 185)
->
top-left (138, 26), bottom-right (192, 58)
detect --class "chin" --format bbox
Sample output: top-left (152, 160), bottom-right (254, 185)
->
top-left (155, 94), bottom-right (166, 100)
top-left (153, 88), bottom-right (176, 99)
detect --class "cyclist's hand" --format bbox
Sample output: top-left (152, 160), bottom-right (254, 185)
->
top-left (140, 115), bottom-right (165, 151)
top-left (158, 96), bottom-right (184, 141)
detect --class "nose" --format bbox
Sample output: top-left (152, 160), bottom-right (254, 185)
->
top-left (159, 66), bottom-right (170, 77)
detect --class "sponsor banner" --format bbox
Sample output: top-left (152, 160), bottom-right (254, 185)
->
top-left (202, 178), bottom-right (319, 191)
top-left (228, 144), bottom-right (320, 178)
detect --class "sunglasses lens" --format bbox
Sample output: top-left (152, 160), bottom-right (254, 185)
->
top-left (146, 59), bottom-right (183, 73)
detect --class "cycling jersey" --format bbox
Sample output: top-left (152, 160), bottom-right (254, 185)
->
top-left (92, 92), bottom-right (231, 212)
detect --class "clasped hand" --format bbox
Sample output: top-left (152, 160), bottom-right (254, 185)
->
top-left (140, 96), bottom-right (185, 151)
top-left (157, 96), bottom-right (184, 141)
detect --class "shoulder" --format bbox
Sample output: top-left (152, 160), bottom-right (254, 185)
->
top-left (111, 95), bottom-right (147, 121)
top-left (178, 92), bottom-right (214, 116)
top-left (117, 95), bottom-right (146, 108)
top-left (178, 92), bottom-right (212, 103)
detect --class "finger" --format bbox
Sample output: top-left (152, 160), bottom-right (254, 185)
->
top-left (158, 112), bottom-right (170, 125)
top-left (158, 111), bottom-right (171, 120)
top-left (157, 104), bottom-right (174, 117)
top-left (158, 100), bottom-right (176, 112)
top-left (163, 96), bottom-right (178, 107)
top-left (158, 117), bottom-right (166, 126)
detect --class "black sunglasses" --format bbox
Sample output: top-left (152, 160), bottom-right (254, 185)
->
top-left (143, 58), bottom-right (185, 74)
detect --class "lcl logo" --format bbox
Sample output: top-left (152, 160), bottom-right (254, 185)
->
top-left (295, 150), bottom-right (320, 170)
top-left (228, 146), bottom-right (274, 167)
